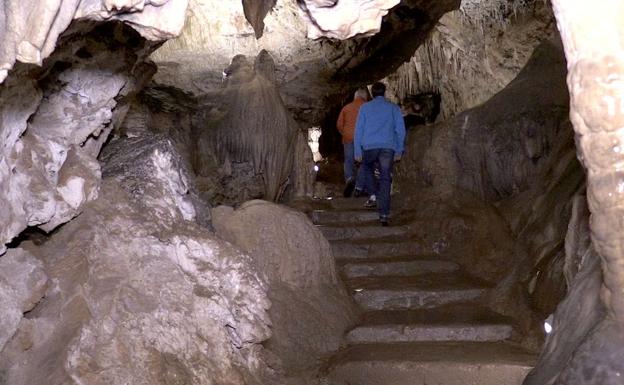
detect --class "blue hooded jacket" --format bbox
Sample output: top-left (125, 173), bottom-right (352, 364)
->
top-left (354, 96), bottom-right (406, 158)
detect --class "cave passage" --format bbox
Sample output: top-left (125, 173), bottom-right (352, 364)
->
top-left (0, 1), bottom-right (621, 385)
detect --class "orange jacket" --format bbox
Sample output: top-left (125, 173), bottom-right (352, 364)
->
top-left (337, 98), bottom-right (366, 144)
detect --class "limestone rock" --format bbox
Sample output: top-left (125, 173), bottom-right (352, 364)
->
top-left (0, 22), bottom-right (157, 254)
top-left (151, 0), bottom-right (459, 125)
top-left (524, 199), bottom-right (605, 385)
top-left (297, 0), bottom-right (400, 39)
top-left (0, 129), bottom-right (274, 385)
top-left (196, 51), bottom-right (298, 202)
top-left (213, 200), bottom-right (357, 371)
top-left (0, 248), bottom-right (47, 352)
top-left (242, 0), bottom-right (277, 38)
top-left (0, 0), bottom-right (188, 82)
top-left (385, 0), bottom-right (557, 120)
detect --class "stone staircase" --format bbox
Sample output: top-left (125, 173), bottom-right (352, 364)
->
top-left (311, 197), bottom-right (536, 385)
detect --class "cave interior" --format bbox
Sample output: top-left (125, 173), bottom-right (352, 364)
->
top-left (0, 0), bottom-right (622, 384)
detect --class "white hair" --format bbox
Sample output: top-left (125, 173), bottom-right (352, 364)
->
top-left (354, 88), bottom-right (369, 100)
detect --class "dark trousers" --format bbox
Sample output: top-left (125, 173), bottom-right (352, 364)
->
top-left (362, 148), bottom-right (394, 218)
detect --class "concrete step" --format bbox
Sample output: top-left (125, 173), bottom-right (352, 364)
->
top-left (342, 259), bottom-right (460, 279)
top-left (348, 275), bottom-right (488, 311)
top-left (346, 305), bottom-right (514, 343)
top-left (324, 342), bottom-right (535, 385)
top-left (319, 225), bottom-right (410, 242)
top-left (331, 240), bottom-right (426, 260)
top-left (311, 209), bottom-right (380, 225)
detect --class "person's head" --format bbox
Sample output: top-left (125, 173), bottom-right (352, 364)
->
top-left (354, 87), bottom-right (370, 101)
top-left (371, 82), bottom-right (386, 98)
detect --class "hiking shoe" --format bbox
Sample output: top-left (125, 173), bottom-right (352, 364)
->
top-left (343, 178), bottom-right (356, 198)
top-left (380, 216), bottom-right (389, 227)
top-left (364, 198), bottom-right (377, 209)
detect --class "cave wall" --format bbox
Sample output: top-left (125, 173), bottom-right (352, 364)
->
top-left (525, 0), bottom-right (624, 382)
top-left (0, 20), bottom-right (167, 254)
top-left (395, 39), bottom-right (573, 202)
top-left (0, 0), bottom-right (187, 83)
top-left (385, 0), bottom-right (557, 120)
top-left (395, 39), bottom-right (586, 347)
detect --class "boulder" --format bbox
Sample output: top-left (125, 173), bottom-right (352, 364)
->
top-left (213, 200), bottom-right (357, 372)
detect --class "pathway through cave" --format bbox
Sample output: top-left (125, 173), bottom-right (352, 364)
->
top-left (306, 196), bottom-right (536, 384)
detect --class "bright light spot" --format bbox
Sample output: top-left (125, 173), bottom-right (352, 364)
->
top-left (326, 197), bottom-right (333, 201)
top-left (314, 165), bottom-right (319, 172)
top-left (544, 314), bottom-right (554, 334)
top-left (354, 288), bottom-right (364, 292)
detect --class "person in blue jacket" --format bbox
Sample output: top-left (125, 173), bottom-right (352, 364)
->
top-left (354, 82), bottom-right (406, 226)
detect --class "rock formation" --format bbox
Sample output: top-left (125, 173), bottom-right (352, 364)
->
top-left (385, 0), bottom-right (557, 120)
top-left (0, 132), bottom-right (274, 385)
top-left (297, 0), bottom-right (400, 39)
top-left (213, 200), bottom-right (357, 375)
top-left (524, 0), bottom-right (624, 382)
top-left (0, 0), bottom-right (188, 82)
top-left (0, 21), bottom-right (163, 254)
top-left (151, 0), bottom-right (459, 125)
top-left (2, 0), bottom-right (624, 384)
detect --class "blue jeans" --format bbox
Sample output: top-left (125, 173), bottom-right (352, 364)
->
top-left (343, 143), bottom-right (355, 182)
top-left (362, 148), bottom-right (394, 217)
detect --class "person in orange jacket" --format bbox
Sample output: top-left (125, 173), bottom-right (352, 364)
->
top-left (337, 87), bottom-right (370, 197)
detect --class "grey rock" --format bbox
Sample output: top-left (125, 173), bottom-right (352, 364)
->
top-left (0, 131), bottom-right (274, 385)
top-left (213, 200), bottom-right (357, 371)
top-left (0, 248), bottom-right (47, 351)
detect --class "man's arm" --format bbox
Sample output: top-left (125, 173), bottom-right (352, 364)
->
top-left (354, 109), bottom-right (365, 162)
top-left (393, 104), bottom-right (406, 161)
top-left (336, 107), bottom-right (346, 135)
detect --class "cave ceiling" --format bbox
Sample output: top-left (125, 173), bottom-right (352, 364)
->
top-left (150, 0), bottom-right (460, 125)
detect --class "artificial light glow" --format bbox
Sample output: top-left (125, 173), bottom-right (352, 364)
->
top-left (314, 165), bottom-right (319, 172)
top-left (544, 314), bottom-right (554, 334)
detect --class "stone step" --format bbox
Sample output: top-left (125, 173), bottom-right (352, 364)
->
top-left (311, 209), bottom-right (380, 225)
top-left (319, 225), bottom-right (410, 242)
top-left (348, 275), bottom-right (488, 311)
top-left (331, 240), bottom-right (426, 260)
top-left (346, 306), bottom-right (514, 343)
top-left (342, 259), bottom-right (460, 279)
top-left (324, 342), bottom-right (536, 385)
top-left (326, 197), bottom-right (374, 210)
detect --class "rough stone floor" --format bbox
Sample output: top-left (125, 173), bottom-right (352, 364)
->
top-left (309, 197), bottom-right (537, 385)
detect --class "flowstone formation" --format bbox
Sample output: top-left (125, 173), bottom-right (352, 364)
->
top-left (195, 51), bottom-right (298, 202)
top-left (525, 0), bottom-right (624, 383)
